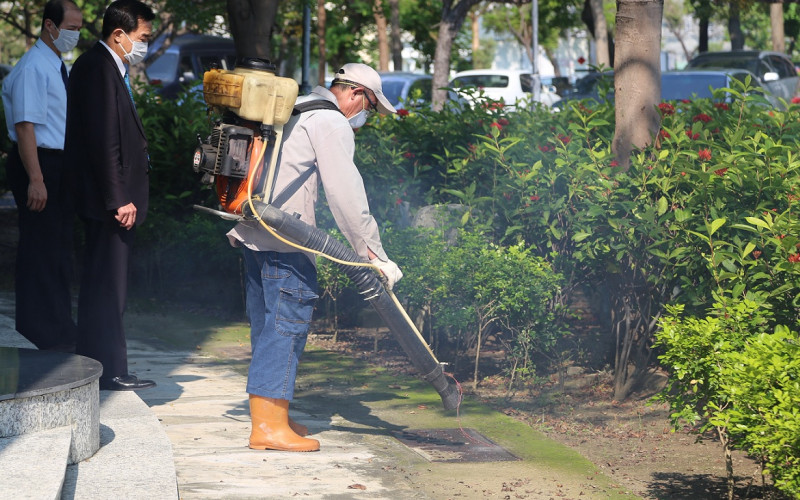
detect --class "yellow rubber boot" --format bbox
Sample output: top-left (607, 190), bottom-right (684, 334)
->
top-left (289, 416), bottom-right (309, 437)
top-left (249, 394), bottom-right (319, 452)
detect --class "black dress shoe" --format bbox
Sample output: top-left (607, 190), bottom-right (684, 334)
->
top-left (99, 375), bottom-right (156, 391)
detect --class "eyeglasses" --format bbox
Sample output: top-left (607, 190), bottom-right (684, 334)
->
top-left (362, 90), bottom-right (378, 113)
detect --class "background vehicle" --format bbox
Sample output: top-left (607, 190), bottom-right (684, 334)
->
top-left (378, 72), bottom-right (432, 110)
top-left (555, 69), bottom-right (770, 109)
top-left (449, 69), bottom-right (561, 108)
top-left (145, 34), bottom-right (236, 99)
top-left (685, 50), bottom-right (799, 104)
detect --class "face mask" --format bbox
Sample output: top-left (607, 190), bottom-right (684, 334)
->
top-left (348, 109), bottom-right (368, 129)
top-left (120, 31), bottom-right (148, 65)
top-left (51, 27), bottom-right (80, 53)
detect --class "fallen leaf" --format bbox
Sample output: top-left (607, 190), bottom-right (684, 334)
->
top-left (347, 484), bottom-right (367, 490)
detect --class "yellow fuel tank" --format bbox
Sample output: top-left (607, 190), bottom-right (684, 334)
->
top-left (203, 65), bottom-right (299, 126)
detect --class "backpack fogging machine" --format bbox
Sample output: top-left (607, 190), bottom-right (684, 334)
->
top-left (191, 58), bottom-right (461, 411)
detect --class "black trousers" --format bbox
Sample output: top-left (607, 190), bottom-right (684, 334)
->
top-left (6, 144), bottom-right (76, 350)
top-left (76, 218), bottom-right (135, 379)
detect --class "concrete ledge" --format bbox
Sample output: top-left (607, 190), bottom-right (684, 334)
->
top-left (0, 426), bottom-right (72, 500)
top-left (62, 391), bottom-right (178, 500)
top-left (0, 348), bottom-right (101, 464)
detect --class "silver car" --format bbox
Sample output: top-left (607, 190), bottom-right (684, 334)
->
top-left (685, 50), bottom-right (799, 105)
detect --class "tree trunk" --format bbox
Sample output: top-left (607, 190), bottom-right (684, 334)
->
top-left (728, 1), bottom-right (743, 50)
top-left (226, 0), bottom-right (280, 61)
top-left (590, 0), bottom-right (610, 67)
top-left (771, 2), bottom-right (785, 53)
top-left (374, 0), bottom-right (390, 71)
top-left (432, 0), bottom-right (481, 109)
top-left (317, 0), bottom-right (327, 85)
top-left (612, 0), bottom-right (663, 171)
top-left (545, 47), bottom-right (562, 76)
top-left (698, 16), bottom-right (709, 53)
top-left (390, 0), bottom-right (403, 71)
top-left (471, 10), bottom-right (480, 69)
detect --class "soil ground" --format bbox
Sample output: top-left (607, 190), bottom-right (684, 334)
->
top-left (309, 326), bottom-right (780, 500)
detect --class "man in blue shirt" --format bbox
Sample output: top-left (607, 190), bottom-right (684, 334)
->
top-left (2, 0), bottom-right (83, 351)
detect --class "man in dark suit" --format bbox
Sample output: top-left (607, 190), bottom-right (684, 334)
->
top-left (64, 0), bottom-right (156, 391)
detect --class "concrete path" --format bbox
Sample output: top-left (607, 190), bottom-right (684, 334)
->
top-left (131, 335), bottom-right (635, 500)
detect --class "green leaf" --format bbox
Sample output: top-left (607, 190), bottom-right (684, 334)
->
top-left (708, 218), bottom-right (727, 237)
top-left (657, 197), bottom-right (669, 216)
top-left (744, 216), bottom-right (771, 230)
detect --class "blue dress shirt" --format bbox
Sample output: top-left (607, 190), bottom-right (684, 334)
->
top-left (1, 39), bottom-right (69, 150)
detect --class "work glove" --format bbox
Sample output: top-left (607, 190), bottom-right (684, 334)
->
top-left (370, 257), bottom-right (403, 291)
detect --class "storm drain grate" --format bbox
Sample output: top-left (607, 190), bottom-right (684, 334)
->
top-left (392, 428), bottom-right (519, 463)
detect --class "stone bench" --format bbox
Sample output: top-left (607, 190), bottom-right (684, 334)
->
top-left (0, 347), bottom-right (102, 464)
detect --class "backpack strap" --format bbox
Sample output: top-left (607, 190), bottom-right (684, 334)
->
top-left (269, 100), bottom-right (344, 205)
top-left (291, 99), bottom-right (344, 116)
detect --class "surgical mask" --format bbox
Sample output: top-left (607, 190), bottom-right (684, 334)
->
top-left (348, 109), bottom-right (368, 129)
top-left (120, 31), bottom-right (148, 65)
top-left (51, 27), bottom-right (80, 53)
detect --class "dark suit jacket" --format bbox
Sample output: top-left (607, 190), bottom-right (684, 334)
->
top-left (65, 42), bottom-right (149, 226)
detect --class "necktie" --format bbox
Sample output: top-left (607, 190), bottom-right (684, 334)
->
top-left (60, 61), bottom-right (68, 90)
top-left (124, 71), bottom-right (135, 106)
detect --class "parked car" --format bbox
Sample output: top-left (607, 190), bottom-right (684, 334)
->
top-left (685, 50), bottom-right (799, 104)
top-left (379, 72), bottom-right (432, 110)
top-left (145, 34), bottom-right (236, 99)
top-left (449, 69), bottom-right (561, 108)
top-left (554, 69), bottom-right (770, 109)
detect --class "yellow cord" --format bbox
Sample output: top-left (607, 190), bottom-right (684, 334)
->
top-left (242, 133), bottom-right (435, 357)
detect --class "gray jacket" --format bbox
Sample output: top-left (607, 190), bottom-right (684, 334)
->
top-left (227, 86), bottom-right (389, 265)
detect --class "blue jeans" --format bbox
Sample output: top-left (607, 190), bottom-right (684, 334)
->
top-left (243, 249), bottom-right (318, 400)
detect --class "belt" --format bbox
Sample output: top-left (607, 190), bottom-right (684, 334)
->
top-left (37, 147), bottom-right (63, 155)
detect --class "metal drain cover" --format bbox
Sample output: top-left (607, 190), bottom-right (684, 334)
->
top-left (393, 428), bottom-right (519, 463)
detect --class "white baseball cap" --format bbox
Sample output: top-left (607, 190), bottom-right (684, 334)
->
top-left (332, 63), bottom-right (397, 114)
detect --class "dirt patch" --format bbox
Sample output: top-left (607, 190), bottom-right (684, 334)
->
top-left (308, 326), bottom-right (781, 500)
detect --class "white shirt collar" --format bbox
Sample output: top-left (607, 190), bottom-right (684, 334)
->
top-left (99, 40), bottom-right (127, 77)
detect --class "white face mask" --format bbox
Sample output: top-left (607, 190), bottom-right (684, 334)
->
top-left (51, 27), bottom-right (80, 53)
top-left (348, 109), bottom-right (368, 130)
top-left (120, 31), bottom-right (148, 65)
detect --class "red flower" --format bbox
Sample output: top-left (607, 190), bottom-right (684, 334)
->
top-left (698, 149), bottom-right (712, 161)
top-left (403, 152), bottom-right (415, 158)
top-left (792, 97), bottom-right (800, 104)
top-left (538, 145), bottom-right (553, 153)
top-left (681, 171), bottom-right (687, 176)
top-left (610, 160), bottom-right (619, 167)
top-left (557, 134), bottom-right (571, 144)
top-left (658, 129), bottom-right (671, 140)
top-left (578, 57), bottom-right (586, 64)
top-left (529, 195), bottom-right (540, 201)
top-left (693, 113), bottom-right (712, 123)
top-left (713, 102), bottom-right (729, 111)
top-left (686, 130), bottom-right (700, 140)
top-left (498, 118), bottom-right (510, 126)
top-left (658, 102), bottom-right (675, 115)
top-left (395, 197), bottom-right (403, 205)
top-left (490, 122), bottom-right (503, 130)
top-left (397, 108), bottom-right (410, 117)
top-left (681, 99), bottom-right (691, 104)
top-left (789, 254), bottom-right (800, 263)
top-left (714, 167), bottom-right (728, 176)
top-left (752, 250), bottom-right (762, 259)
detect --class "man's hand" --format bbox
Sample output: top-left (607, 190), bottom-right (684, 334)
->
top-left (115, 203), bottom-right (137, 230)
top-left (370, 257), bottom-right (403, 290)
top-left (26, 179), bottom-right (47, 212)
